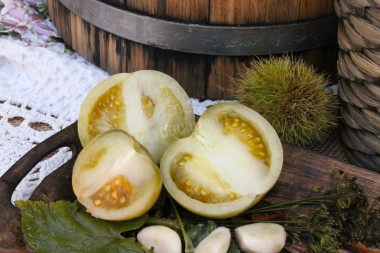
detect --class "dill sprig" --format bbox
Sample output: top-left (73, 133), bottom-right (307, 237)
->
top-left (245, 170), bottom-right (380, 252)
top-left (308, 206), bottom-right (342, 253)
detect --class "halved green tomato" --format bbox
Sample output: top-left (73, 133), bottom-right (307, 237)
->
top-left (72, 130), bottom-right (162, 221)
top-left (78, 70), bottom-right (195, 163)
top-left (160, 102), bottom-right (283, 218)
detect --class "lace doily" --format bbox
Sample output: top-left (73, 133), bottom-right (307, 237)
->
top-left (0, 37), bottom-right (110, 202)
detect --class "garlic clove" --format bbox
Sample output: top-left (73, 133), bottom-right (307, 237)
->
top-left (137, 225), bottom-right (181, 253)
top-left (194, 226), bottom-right (231, 253)
top-left (234, 223), bottom-right (286, 253)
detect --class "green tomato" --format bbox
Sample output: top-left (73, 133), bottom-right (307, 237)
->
top-left (78, 70), bottom-right (195, 163)
top-left (72, 130), bottom-right (162, 221)
top-left (160, 102), bottom-right (283, 218)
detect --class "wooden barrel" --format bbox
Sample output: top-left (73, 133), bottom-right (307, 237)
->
top-left (48, 0), bottom-right (338, 99)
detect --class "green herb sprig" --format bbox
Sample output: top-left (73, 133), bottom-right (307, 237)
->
top-left (244, 170), bottom-right (380, 252)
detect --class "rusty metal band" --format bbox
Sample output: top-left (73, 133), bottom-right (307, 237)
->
top-left (58, 0), bottom-right (338, 56)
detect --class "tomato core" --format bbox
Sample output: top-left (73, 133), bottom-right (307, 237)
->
top-left (90, 174), bottom-right (134, 209)
top-left (141, 95), bottom-right (155, 119)
top-left (170, 153), bottom-right (240, 204)
top-left (88, 83), bottom-right (125, 139)
top-left (219, 112), bottom-right (271, 166)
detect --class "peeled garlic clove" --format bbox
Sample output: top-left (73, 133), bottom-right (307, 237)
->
top-left (194, 226), bottom-right (231, 253)
top-left (137, 225), bottom-right (181, 253)
top-left (235, 223), bottom-right (286, 253)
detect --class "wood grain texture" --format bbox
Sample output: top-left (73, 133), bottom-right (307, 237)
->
top-left (154, 49), bottom-right (207, 98)
top-left (206, 56), bottom-right (250, 99)
top-left (101, 0), bottom-right (126, 9)
top-left (48, 0), bottom-right (338, 99)
top-left (165, 0), bottom-right (209, 23)
top-left (206, 56), bottom-right (237, 99)
top-left (267, 143), bottom-right (380, 204)
top-left (127, 42), bottom-right (155, 71)
top-left (264, 0), bottom-right (302, 23)
top-left (209, 0), bottom-right (332, 25)
top-left (126, 0), bottom-right (159, 17)
top-left (87, 0), bottom-right (335, 25)
top-left (299, 0), bottom-right (335, 20)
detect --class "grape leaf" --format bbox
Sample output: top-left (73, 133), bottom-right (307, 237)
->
top-left (186, 221), bottom-right (241, 252)
top-left (227, 239), bottom-right (241, 253)
top-left (16, 200), bottom-right (148, 253)
top-left (186, 220), bottom-right (217, 247)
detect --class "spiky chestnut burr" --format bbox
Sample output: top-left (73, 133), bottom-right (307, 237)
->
top-left (235, 56), bottom-right (338, 146)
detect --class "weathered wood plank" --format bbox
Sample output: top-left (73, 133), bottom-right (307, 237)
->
top-left (206, 56), bottom-right (247, 99)
top-left (101, 0), bottom-right (126, 8)
top-left (209, 0), bottom-right (304, 25)
top-left (127, 42), bottom-right (156, 72)
top-left (263, 0), bottom-right (302, 24)
top-left (266, 143), bottom-right (380, 204)
top-left (299, 0), bottom-right (335, 20)
top-left (48, 0), bottom-right (337, 99)
top-left (154, 49), bottom-right (207, 98)
top-left (165, 0), bottom-right (209, 23)
top-left (126, 0), bottom-right (159, 17)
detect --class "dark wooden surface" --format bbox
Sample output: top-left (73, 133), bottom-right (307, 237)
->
top-left (48, 0), bottom-right (338, 99)
top-left (102, 0), bottom-right (335, 25)
top-left (58, 0), bottom-right (338, 56)
top-left (0, 122), bottom-right (379, 252)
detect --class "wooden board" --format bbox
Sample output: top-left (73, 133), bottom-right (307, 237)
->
top-left (0, 122), bottom-right (379, 252)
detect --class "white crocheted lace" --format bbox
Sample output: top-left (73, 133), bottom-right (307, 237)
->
top-left (0, 37), bottom-right (110, 202)
top-left (0, 37), bottom-right (225, 203)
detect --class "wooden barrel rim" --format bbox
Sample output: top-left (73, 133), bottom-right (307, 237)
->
top-left (59, 0), bottom-right (338, 56)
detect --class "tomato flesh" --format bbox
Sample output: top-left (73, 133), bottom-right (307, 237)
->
top-left (160, 102), bottom-right (283, 218)
top-left (219, 112), bottom-right (270, 166)
top-left (88, 83), bottom-right (126, 140)
top-left (170, 153), bottom-right (239, 204)
top-left (90, 174), bottom-right (133, 209)
top-left (78, 71), bottom-right (195, 163)
top-left (72, 130), bottom-right (162, 221)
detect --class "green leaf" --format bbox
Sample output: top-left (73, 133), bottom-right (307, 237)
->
top-left (10, 31), bottom-right (21, 40)
top-left (48, 36), bottom-right (64, 43)
top-left (64, 45), bottom-right (74, 55)
top-left (170, 198), bottom-right (194, 253)
top-left (186, 220), bottom-right (217, 247)
top-left (16, 200), bottom-right (148, 253)
top-left (0, 23), bottom-right (6, 32)
top-left (35, 0), bottom-right (49, 19)
top-left (227, 239), bottom-right (241, 253)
